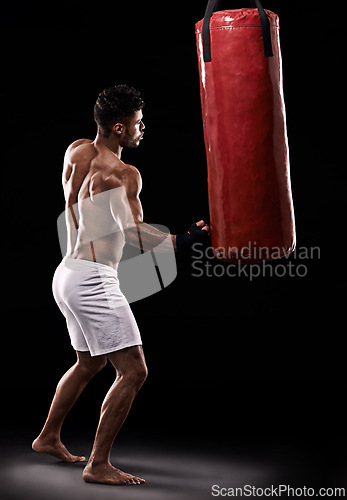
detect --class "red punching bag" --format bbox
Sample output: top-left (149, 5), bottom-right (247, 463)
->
top-left (196, 0), bottom-right (296, 262)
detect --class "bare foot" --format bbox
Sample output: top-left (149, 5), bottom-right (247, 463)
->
top-left (83, 462), bottom-right (145, 485)
top-left (32, 435), bottom-right (86, 463)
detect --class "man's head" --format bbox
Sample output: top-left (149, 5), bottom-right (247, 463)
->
top-left (94, 84), bottom-right (145, 147)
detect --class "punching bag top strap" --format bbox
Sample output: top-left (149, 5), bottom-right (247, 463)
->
top-left (202, 0), bottom-right (274, 62)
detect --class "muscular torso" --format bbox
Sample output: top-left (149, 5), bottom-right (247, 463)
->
top-left (63, 139), bottom-right (138, 270)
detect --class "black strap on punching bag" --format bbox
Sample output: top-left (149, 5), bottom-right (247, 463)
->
top-left (202, 0), bottom-right (274, 62)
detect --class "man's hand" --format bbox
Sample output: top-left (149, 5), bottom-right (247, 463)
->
top-left (175, 220), bottom-right (210, 254)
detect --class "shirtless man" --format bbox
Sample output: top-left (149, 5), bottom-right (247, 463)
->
top-left (32, 84), bottom-right (210, 485)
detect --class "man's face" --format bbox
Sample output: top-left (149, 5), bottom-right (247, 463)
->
top-left (121, 110), bottom-right (145, 148)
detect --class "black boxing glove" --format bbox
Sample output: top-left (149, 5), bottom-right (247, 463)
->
top-left (176, 222), bottom-right (210, 254)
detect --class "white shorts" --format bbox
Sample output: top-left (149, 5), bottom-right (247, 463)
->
top-left (52, 258), bottom-right (142, 356)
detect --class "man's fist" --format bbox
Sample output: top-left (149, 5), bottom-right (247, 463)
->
top-left (176, 220), bottom-right (210, 254)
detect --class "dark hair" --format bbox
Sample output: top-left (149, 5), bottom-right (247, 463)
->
top-left (94, 84), bottom-right (145, 137)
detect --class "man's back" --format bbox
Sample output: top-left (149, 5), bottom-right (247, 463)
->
top-left (63, 139), bottom-right (131, 269)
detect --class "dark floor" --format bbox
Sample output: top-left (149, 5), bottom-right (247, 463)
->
top-left (1, 428), bottom-right (347, 500)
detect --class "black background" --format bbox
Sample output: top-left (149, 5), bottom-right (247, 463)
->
top-left (1, 0), bottom-right (343, 480)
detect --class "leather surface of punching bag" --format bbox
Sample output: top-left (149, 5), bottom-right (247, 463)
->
top-left (196, 0), bottom-right (296, 262)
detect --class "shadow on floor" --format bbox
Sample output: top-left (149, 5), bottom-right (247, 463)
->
top-left (1, 431), bottom-right (346, 500)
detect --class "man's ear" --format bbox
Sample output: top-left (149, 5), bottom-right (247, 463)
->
top-left (113, 123), bottom-right (124, 136)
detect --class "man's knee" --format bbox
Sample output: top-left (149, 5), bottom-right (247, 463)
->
top-left (128, 361), bottom-right (148, 389)
top-left (119, 360), bottom-right (148, 392)
top-left (108, 346), bottom-right (148, 389)
top-left (76, 352), bottom-right (107, 377)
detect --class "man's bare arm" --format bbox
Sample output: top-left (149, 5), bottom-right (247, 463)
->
top-left (109, 166), bottom-right (177, 252)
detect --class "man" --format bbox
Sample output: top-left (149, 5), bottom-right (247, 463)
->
top-left (32, 84), bottom-right (210, 485)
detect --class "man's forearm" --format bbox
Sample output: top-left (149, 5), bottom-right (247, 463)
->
top-left (124, 222), bottom-right (177, 252)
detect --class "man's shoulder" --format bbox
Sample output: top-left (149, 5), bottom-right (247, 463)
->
top-left (122, 163), bottom-right (141, 180)
top-left (68, 138), bottom-right (93, 147)
top-left (63, 139), bottom-right (96, 168)
top-left (65, 139), bottom-right (95, 161)
top-left (66, 138), bottom-right (93, 152)
top-left (103, 163), bottom-right (141, 189)
top-left (101, 162), bottom-right (141, 195)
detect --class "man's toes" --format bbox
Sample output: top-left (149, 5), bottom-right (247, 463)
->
top-left (125, 477), bottom-right (141, 485)
top-left (66, 454), bottom-right (86, 463)
top-left (135, 476), bottom-right (145, 483)
top-left (133, 477), bottom-right (144, 484)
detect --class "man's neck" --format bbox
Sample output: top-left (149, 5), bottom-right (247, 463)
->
top-left (95, 133), bottom-right (123, 159)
